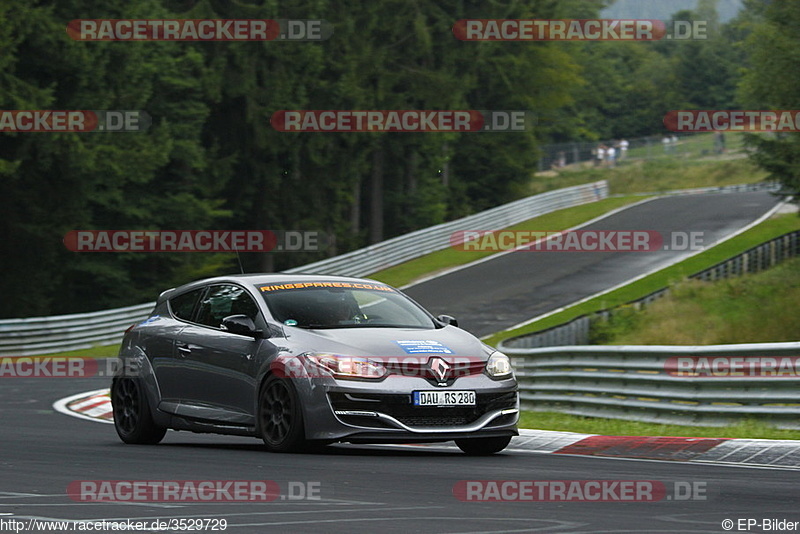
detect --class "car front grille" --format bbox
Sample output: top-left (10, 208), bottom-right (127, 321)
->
top-left (393, 414), bottom-right (474, 427)
top-left (330, 391), bottom-right (517, 429)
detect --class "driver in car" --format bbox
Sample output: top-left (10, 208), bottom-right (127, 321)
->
top-left (324, 293), bottom-right (363, 325)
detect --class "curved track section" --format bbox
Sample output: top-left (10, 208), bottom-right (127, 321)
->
top-left (405, 191), bottom-right (781, 336)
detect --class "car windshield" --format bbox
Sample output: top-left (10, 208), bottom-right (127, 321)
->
top-left (258, 282), bottom-right (436, 329)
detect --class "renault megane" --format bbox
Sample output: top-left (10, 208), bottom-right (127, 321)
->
top-left (111, 274), bottom-right (519, 454)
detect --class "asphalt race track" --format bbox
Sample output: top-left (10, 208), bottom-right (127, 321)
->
top-left (4, 377), bottom-right (800, 533)
top-left (3, 190), bottom-right (798, 534)
top-left (405, 190), bottom-right (782, 336)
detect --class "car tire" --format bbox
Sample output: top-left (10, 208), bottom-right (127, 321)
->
top-left (455, 436), bottom-right (512, 455)
top-left (258, 376), bottom-right (307, 453)
top-left (111, 377), bottom-right (167, 445)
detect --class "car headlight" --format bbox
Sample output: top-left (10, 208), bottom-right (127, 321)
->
top-left (485, 351), bottom-right (513, 379)
top-left (304, 353), bottom-right (387, 380)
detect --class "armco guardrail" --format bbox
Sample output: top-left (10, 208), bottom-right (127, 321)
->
top-left (504, 343), bottom-right (800, 429)
top-left (285, 180), bottom-right (608, 277)
top-left (500, 228), bottom-right (800, 349)
top-left (624, 180), bottom-right (780, 198)
top-left (0, 181), bottom-right (607, 356)
top-left (0, 302), bottom-right (154, 356)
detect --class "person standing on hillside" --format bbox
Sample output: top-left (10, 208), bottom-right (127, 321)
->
top-left (607, 145), bottom-right (616, 168)
top-left (714, 131), bottom-right (726, 154)
top-left (596, 144), bottom-right (606, 167)
top-left (619, 138), bottom-right (629, 161)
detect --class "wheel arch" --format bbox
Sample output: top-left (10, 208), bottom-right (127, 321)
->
top-left (113, 345), bottom-right (168, 428)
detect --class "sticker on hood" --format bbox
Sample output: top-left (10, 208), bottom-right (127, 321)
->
top-left (395, 340), bottom-right (453, 354)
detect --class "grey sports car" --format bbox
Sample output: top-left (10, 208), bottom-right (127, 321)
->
top-left (111, 274), bottom-right (519, 454)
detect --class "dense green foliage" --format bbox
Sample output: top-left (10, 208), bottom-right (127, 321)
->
top-left (589, 255), bottom-right (800, 345)
top-left (738, 0), bottom-right (800, 204)
top-left (0, 0), bottom-right (772, 316)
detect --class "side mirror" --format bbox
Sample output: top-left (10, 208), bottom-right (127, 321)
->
top-left (221, 315), bottom-right (263, 338)
top-left (437, 314), bottom-right (458, 327)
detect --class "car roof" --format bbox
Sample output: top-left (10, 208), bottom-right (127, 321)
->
top-left (158, 273), bottom-right (389, 303)
top-left (205, 273), bottom-right (385, 286)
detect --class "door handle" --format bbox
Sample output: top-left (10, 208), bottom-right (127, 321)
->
top-left (176, 343), bottom-right (191, 357)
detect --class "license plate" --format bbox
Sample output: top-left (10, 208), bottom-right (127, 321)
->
top-left (413, 390), bottom-right (476, 406)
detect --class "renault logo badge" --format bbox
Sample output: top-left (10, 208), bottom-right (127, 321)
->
top-left (428, 357), bottom-right (451, 382)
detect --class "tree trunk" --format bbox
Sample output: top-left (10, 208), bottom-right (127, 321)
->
top-left (369, 146), bottom-right (384, 244)
top-left (407, 148), bottom-right (418, 196)
top-left (259, 253), bottom-right (274, 272)
top-left (406, 148), bottom-right (418, 226)
top-left (441, 142), bottom-right (450, 187)
top-left (350, 179), bottom-right (361, 236)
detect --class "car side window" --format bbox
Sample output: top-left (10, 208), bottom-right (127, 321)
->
top-left (169, 288), bottom-right (205, 321)
top-left (195, 284), bottom-right (260, 329)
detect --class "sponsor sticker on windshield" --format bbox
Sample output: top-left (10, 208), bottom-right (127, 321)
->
top-left (396, 340), bottom-right (453, 354)
top-left (259, 281), bottom-right (393, 292)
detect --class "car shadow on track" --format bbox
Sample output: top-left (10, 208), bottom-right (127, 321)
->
top-left (159, 442), bottom-right (470, 457)
top-left (104, 438), bottom-right (504, 457)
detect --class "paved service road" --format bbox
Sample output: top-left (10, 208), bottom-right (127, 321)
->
top-left (405, 191), bottom-right (781, 336)
top-left (2, 377), bottom-right (799, 533)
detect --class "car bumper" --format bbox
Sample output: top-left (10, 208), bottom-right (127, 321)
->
top-left (298, 374), bottom-right (519, 443)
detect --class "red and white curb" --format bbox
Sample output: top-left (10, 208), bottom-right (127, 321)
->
top-left (513, 430), bottom-right (800, 469)
top-left (53, 388), bottom-right (112, 424)
top-left (55, 389), bottom-right (800, 468)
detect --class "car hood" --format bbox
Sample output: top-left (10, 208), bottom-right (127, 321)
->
top-left (282, 326), bottom-right (490, 360)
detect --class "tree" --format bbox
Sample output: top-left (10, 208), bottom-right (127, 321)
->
top-left (0, 0), bottom-right (227, 316)
top-left (738, 0), bottom-right (800, 201)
